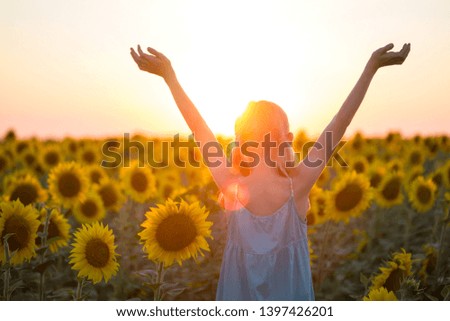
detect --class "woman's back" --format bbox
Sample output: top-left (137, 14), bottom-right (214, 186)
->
top-left (215, 174), bottom-right (315, 300)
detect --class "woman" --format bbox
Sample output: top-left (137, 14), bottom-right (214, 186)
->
top-left (130, 42), bottom-right (410, 300)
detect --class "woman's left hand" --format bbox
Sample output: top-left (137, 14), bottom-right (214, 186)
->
top-left (368, 43), bottom-right (411, 71)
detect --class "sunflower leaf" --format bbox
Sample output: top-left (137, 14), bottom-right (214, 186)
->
top-left (424, 293), bottom-right (439, 301)
top-left (360, 273), bottom-right (369, 287)
top-left (441, 285), bottom-right (450, 300)
top-left (33, 259), bottom-right (55, 274)
top-left (36, 246), bottom-right (49, 256)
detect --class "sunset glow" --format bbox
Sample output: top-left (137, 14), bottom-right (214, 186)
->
top-left (1, 0), bottom-right (449, 139)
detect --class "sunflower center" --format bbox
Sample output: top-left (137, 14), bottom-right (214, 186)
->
top-left (131, 172), bottom-right (148, 192)
top-left (36, 219), bottom-right (61, 245)
top-left (384, 267), bottom-right (405, 292)
top-left (16, 142), bottom-right (28, 154)
top-left (370, 173), bottom-right (382, 188)
top-left (416, 185), bottom-right (431, 204)
top-left (44, 151), bottom-right (59, 166)
top-left (317, 198), bottom-right (326, 217)
top-left (98, 185), bottom-right (118, 208)
top-left (81, 200), bottom-right (99, 218)
top-left (431, 172), bottom-right (442, 187)
top-left (85, 238), bottom-right (110, 268)
top-left (164, 185), bottom-right (174, 199)
top-left (0, 156), bottom-right (7, 172)
top-left (69, 142), bottom-right (77, 153)
top-left (10, 183), bottom-right (38, 206)
top-left (410, 152), bottom-right (421, 165)
top-left (307, 213), bottom-right (315, 225)
top-left (381, 178), bottom-right (401, 200)
top-left (90, 171), bottom-right (102, 184)
top-left (82, 151), bottom-right (96, 164)
top-left (354, 162), bottom-right (365, 173)
top-left (2, 216), bottom-right (30, 252)
top-left (155, 213), bottom-right (197, 251)
top-left (335, 183), bottom-right (363, 212)
top-left (58, 172), bottom-right (81, 197)
top-left (25, 154), bottom-right (36, 166)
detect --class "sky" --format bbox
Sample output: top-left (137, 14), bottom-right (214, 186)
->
top-left (1, 0), bottom-right (449, 140)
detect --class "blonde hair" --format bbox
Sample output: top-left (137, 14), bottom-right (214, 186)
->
top-left (232, 100), bottom-right (294, 176)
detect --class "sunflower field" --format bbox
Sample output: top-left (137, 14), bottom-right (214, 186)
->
top-left (0, 130), bottom-right (449, 301)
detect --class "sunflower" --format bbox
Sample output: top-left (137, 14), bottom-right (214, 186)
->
top-left (375, 171), bottom-right (404, 208)
top-left (370, 248), bottom-right (412, 292)
top-left (36, 208), bottom-right (71, 253)
top-left (386, 159), bottom-right (403, 173)
top-left (443, 160), bottom-right (450, 189)
top-left (69, 222), bottom-right (119, 284)
top-left (404, 147), bottom-right (425, 168)
top-left (0, 200), bottom-right (40, 265)
top-left (48, 162), bottom-right (89, 208)
top-left (349, 156), bottom-right (369, 174)
top-left (418, 244), bottom-right (437, 284)
top-left (408, 176), bottom-right (437, 213)
top-left (307, 186), bottom-right (328, 225)
top-left (139, 198), bottom-right (213, 268)
top-left (0, 152), bottom-right (10, 175)
top-left (62, 138), bottom-right (79, 159)
top-left (154, 169), bottom-right (181, 201)
top-left (40, 144), bottom-right (62, 171)
top-left (363, 287), bottom-right (398, 301)
top-left (405, 165), bottom-right (424, 185)
top-left (4, 174), bottom-right (47, 206)
top-left (428, 168), bottom-right (443, 189)
top-left (308, 239), bottom-right (317, 266)
top-left (85, 165), bottom-right (107, 185)
top-left (72, 191), bottom-right (106, 224)
top-left (326, 171), bottom-right (372, 223)
top-left (292, 129), bottom-right (310, 157)
top-left (315, 167), bottom-right (331, 187)
top-left (14, 140), bottom-right (31, 156)
top-left (349, 132), bottom-right (364, 152)
top-left (121, 163), bottom-right (156, 203)
top-left (20, 149), bottom-right (39, 170)
top-left (77, 144), bottom-right (100, 166)
top-left (94, 178), bottom-right (125, 212)
top-left (367, 165), bottom-right (386, 189)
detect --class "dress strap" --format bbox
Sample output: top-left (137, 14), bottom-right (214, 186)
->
top-left (288, 176), bottom-right (294, 197)
top-left (234, 181), bottom-right (240, 207)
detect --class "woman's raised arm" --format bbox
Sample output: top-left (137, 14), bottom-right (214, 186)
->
top-left (292, 43), bottom-right (411, 193)
top-left (130, 45), bottom-right (235, 190)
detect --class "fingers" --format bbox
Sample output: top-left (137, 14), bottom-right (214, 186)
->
top-left (147, 47), bottom-right (160, 56)
top-left (130, 46), bottom-right (148, 70)
top-left (402, 43), bottom-right (411, 57)
top-left (137, 44), bottom-right (146, 56)
top-left (385, 43), bottom-right (394, 51)
top-left (130, 47), bottom-right (141, 65)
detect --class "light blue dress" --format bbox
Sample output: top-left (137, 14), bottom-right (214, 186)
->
top-left (216, 176), bottom-right (315, 301)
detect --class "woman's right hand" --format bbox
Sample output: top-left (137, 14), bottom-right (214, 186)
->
top-left (130, 45), bottom-right (175, 81)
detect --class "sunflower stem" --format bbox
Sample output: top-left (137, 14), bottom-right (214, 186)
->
top-left (316, 220), bottom-right (332, 285)
top-left (76, 278), bottom-right (85, 301)
top-left (154, 262), bottom-right (165, 301)
top-left (39, 208), bottom-right (51, 301)
top-left (2, 234), bottom-right (12, 301)
top-left (403, 206), bottom-right (412, 249)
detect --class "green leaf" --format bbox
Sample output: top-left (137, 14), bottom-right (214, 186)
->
top-left (33, 259), bottom-right (55, 274)
top-left (424, 293), bottom-right (439, 301)
top-left (360, 273), bottom-right (369, 287)
top-left (440, 285), bottom-right (450, 300)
